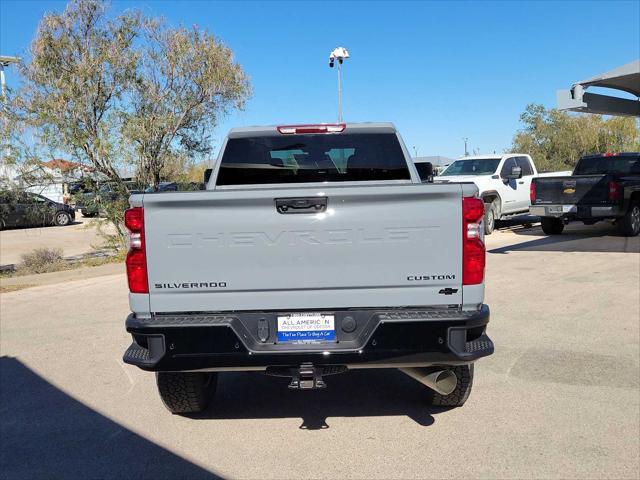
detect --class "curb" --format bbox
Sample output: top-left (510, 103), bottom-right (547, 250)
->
top-left (0, 249), bottom-right (118, 273)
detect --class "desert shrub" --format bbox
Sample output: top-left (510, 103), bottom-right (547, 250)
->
top-left (18, 248), bottom-right (65, 274)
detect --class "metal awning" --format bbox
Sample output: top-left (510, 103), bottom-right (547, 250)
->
top-left (557, 59), bottom-right (640, 117)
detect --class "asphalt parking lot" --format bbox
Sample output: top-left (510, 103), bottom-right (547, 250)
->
top-left (1, 221), bottom-right (639, 479)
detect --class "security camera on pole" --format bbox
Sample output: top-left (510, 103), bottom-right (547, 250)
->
top-left (328, 47), bottom-right (349, 123)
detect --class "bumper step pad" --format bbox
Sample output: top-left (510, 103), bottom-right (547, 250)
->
top-left (465, 335), bottom-right (494, 354)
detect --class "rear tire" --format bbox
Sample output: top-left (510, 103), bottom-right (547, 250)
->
top-left (156, 372), bottom-right (218, 414)
top-left (618, 202), bottom-right (640, 237)
top-left (540, 217), bottom-right (564, 235)
top-left (425, 364), bottom-right (474, 407)
top-left (484, 204), bottom-right (496, 235)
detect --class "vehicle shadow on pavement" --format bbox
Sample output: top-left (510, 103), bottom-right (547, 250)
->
top-left (494, 215), bottom-right (539, 232)
top-left (0, 356), bottom-right (221, 480)
top-left (195, 370), bottom-right (450, 430)
top-left (489, 223), bottom-right (640, 254)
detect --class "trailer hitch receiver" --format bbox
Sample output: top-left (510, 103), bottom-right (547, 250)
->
top-left (289, 364), bottom-right (326, 390)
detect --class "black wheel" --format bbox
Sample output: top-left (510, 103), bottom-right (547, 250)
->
top-left (54, 211), bottom-right (71, 226)
top-left (425, 364), bottom-right (474, 407)
top-left (484, 204), bottom-right (496, 235)
top-left (619, 202), bottom-right (640, 237)
top-left (81, 210), bottom-right (96, 218)
top-left (540, 217), bottom-right (564, 235)
top-left (156, 372), bottom-right (218, 414)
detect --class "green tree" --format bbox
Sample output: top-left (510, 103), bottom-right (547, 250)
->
top-left (17, 0), bottom-right (140, 242)
top-left (511, 103), bottom-right (640, 172)
top-left (14, 0), bottom-right (251, 244)
top-left (123, 19), bottom-right (250, 189)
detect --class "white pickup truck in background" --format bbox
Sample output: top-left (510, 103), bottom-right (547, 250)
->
top-left (435, 154), bottom-right (571, 234)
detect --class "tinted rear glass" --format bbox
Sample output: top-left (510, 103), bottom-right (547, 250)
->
top-left (216, 133), bottom-right (410, 185)
top-left (574, 155), bottom-right (640, 175)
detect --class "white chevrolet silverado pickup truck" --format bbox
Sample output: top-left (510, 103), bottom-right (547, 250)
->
top-left (122, 122), bottom-right (494, 414)
top-left (436, 154), bottom-right (571, 234)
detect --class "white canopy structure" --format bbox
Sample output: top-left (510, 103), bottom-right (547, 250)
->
top-left (557, 59), bottom-right (640, 117)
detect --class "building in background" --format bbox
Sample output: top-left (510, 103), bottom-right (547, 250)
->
top-left (14, 159), bottom-right (93, 203)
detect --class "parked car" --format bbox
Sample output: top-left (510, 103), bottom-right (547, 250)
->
top-left (145, 182), bottom-right (178, 193)
top-left (530, 152), bottom-right (640, 236)
top-left (0, 191), bottom-right (75, 229)
top-left (144, 182), bottom-right (204, 193)
top-left (435, 154), bottom-right (571, 234)
top-left (122, 122), bottom-right (494, 414)
top-left (75, 181), bottom-right (143, 217)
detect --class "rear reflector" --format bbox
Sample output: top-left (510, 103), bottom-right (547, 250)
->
top-left (608, 181), bottom-right (621, 202)
top-left (277, 124), bottom-right (346, 134)
top-left (124, 207), bottom-right (148, 294)
top-left (462, 197), bottom-right (486, 286)
top-left (530, 182), bottom-right (536, 203)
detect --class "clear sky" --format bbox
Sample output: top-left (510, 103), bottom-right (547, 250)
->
top-left (1, 0), bottom-right (639, 159)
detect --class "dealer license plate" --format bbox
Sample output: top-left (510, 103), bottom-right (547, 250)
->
top-left (277, 313), bottom-right (336, 344)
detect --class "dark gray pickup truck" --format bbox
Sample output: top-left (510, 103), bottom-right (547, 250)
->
top-left (530, 153), bottom-right (640, 236)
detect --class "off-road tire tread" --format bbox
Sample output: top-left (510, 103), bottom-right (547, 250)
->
top-left (425, 364), bottom-right (474, 407)
top-left (619, 202), bottom-right (640, 237)
top-left (540, 217), bottom-right (564, 235)
top-left (156, 372), bottom-right (217, 414)
top-left (484, 204), bottom-right (496, 235)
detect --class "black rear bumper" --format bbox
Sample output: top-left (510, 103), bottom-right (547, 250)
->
top-left (123, 305), bottom-right (493, 372)
top-left (530, 204), bottom-right (624, 220)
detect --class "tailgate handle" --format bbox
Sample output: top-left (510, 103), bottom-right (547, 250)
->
top-left (275, 197), bottom-right (327, 214)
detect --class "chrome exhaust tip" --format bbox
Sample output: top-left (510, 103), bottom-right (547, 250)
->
top-left (399, 367), bottom-right (457, 395)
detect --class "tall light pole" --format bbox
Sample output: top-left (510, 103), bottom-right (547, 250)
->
top-left (329, 47), bottom-right (349, 123)
top-left (1, 56), bottom-right (21, 167)
top-left (0, 56), bottom-right (21, 99)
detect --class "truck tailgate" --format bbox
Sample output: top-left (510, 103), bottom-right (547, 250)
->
top-left (141, 184), bottom-right (464, 312)
top-left (533, 175), bottom-right (610, 205)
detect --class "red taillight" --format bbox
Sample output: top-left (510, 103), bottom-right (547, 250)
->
top-left (463, 196), bottom-right (484, 222)
top-left (530, 182), bottom-right (536, 203)
top-left (124, 207), bottom-right (144, 232)
top-left (124, 207), bottom-right (148, 293)
top-left (462, 197), bottom-right (485, 286)
top-left (608, 181), bottom-right (621, 202)
top-left (277, 123), bottom-right (346, 134)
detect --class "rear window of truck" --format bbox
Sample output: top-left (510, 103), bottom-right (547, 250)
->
top-left (216, 133), bottom-right (410, 185)
top-left (574, 155), bottom-right (640, 175)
